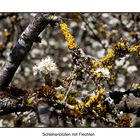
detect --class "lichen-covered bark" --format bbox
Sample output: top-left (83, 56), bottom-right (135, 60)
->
top-left (0, 13), bottom-right (55, 90)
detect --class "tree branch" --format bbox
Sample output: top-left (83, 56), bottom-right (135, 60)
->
top-left (0, 86), bottom-right (140, 117)
top-left (0, 13), bottom-right (58, 90)
top-left (0, 104), bottom-right (34, 116)
top-left (109, 89), bottom-right (140, 104)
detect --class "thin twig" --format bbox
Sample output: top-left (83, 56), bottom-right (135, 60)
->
top-left (63, 80), bottom-right (73, 101)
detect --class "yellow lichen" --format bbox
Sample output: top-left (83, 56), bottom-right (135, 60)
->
top-left (96, 103), bottom-right (105, 113)
top-left (128, 45), bottom-right (140, 56)
top-left (99, 88), bottom-right (105, 94)
top-left (132, 83), bottom-right (140, 89)
top-left (89, 38), bottom-right (140, 80)
top-left (3, 30), bottom-right (10, 37)
top-left (71, 88), bottom-right (105, 114)
top-left (83, 88), bottom-right (105, 108)
top-left (60, 23), bottom-right (78, 49)
top-left (27, 97), bottom-right (34, 104)
top-left (130, 31), bottom-right (137, 37)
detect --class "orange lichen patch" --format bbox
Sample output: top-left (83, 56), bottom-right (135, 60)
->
top-left (60, 23), bottom-right (78, 49)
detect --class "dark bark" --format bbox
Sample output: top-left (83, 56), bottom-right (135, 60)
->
top-left (0, 13), bottom-right (58, 90)
top-left (109, 89), bottom-right (140, 104)
top-left (0, 104), bottom-right (34, 116)
top-left (0, 86), bottom-right (140, 117)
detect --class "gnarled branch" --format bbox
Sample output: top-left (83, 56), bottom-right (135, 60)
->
top-left (0, 13), bottom-right (58, 90)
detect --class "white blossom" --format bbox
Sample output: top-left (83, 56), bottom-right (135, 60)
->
top-left (117, 111), bottom-right (124, 117)
top-left (33, 56), bottom-right (58, 75)
top-left (117, 74), bottom-right (125, 87)
top-left (94, 67), bottom-right (110, 78)
top-left (105, 97), bottom-right (114, 105)
top-left (97, 49), bottom-right (105, 58)
top-left (115, 55), bottom-right (130, 68)
top-left (122, 60), bottom-right (130, 69)
top-left (127, 65), bottom-right (138, 74)
top-left (115, 57), bottom-right (126, 67)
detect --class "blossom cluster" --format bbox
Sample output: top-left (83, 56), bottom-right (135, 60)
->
top-left (33, 56), bottom-right (58, 75)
